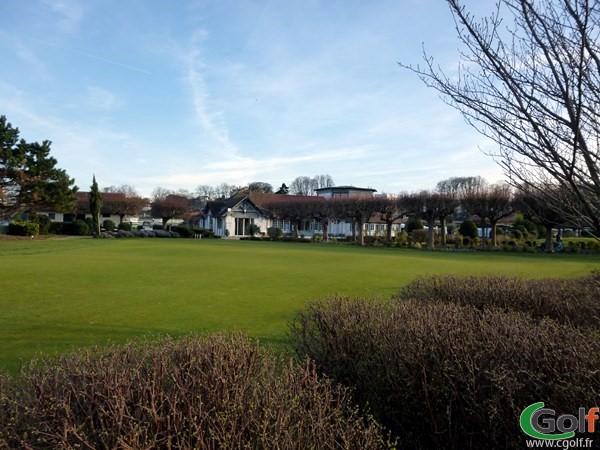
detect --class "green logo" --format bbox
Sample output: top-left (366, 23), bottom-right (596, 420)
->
top-left (520, 402), bottom-right (576, 440)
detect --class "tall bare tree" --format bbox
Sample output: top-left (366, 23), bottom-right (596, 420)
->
top-left (402, 0), bottom-right (600, 233)
top-left (289, 176), bottom-right (317, 196)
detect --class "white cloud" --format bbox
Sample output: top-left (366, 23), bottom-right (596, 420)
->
top-left (184, 30), bottom-right (239, 158)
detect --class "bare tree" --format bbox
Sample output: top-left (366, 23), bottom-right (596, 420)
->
top-left (405, 191), bottom-right (457, 248)
top-left (289, 176), bottom-right (317, 196)
top-left (313, 174), bottom-right (335, 189)
top-left (515, 185), bottom-right (572, 249)
top-left (461, 183), bottom-right (514, 247)
top-left (375, 194), bottom-right (410, 241)
top-left (402, 0), bottom-right (600, 233)
top-left (214, 183), bottom-right (241, 199)
top-left (196, 184), bottom-right (216, 200)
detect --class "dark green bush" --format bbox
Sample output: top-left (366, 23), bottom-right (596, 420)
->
top-left (7, 221), bottom-right (39, 236)
top-left (397, 273), bottom-right (600, 329)
top-left (48, 222), bottom-right (64, 234)
top-left (410, 228), bottom-right (428, 244)
top-left (172, 226), bottom-right (215, 238)
top-left (458, 219), bottom-right (478, 239)
top-left (246, 223), bottom-right (260, 237)
top-left (0, 334), bottom-right (392, 449)
top-left (267, 227), bottom-right (283, 240)
top-left (64, 220), bottom-right (90, 236)
top-left (291, 296), bottom-right (600, 449)
top-left (32, 215), bottom-right (52, 234)
top-left (404, 217), bottom-right (423, 233)
top-left (511, 229), bottom-right (523, 240)
top-left (118, 222), bottom-right (132, 231)
top-left (172, 225), bottom-right (193, 237)
top-left (102, 219), bottom-right (116, 231)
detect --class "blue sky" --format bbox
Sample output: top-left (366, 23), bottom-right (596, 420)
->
top-left (0, 0), bottom-right (504, 197)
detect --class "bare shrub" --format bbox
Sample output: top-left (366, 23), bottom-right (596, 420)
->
top-left (396, 273), bottom-right (600, 329)
top-left (0, 333), bottom-right (392, 449)
top-left (290, 296), bottom-right (600, 449)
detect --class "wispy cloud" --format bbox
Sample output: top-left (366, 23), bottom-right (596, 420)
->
top-left (184, 31), bottom-right (238, 157)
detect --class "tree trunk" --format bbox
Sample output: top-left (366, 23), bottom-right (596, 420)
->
top-left (386, 220), bottom-right (393, 241)
top-left (358, 220), bottom-right (365, 246)
top-left (427, 218), bottom-right (435, 248)
top-left (545, 226), bottom-right (554, 251)
top-left (322, 219), bottom-right (329, 242)
top-left (440, 217), bottom-right (447, 246)
top-left (490, 220), bottom-right (497, 247)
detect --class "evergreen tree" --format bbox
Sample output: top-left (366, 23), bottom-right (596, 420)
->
top-left (0, 115), bottom-right (77, 218)
top-left (89, 175), bottom-right (102, 237)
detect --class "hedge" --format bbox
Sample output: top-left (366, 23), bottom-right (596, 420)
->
top-left (291, 295), bottom-right (600, 449)
top-left (0, 334), bottom-right (393, 449)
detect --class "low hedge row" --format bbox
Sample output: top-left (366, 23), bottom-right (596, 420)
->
top-left (0, 334), bottom-right (393, 449)
top-left (395, 273), bottom-right (600, 329)
top-left (290, 295), bottom-right (600, 449)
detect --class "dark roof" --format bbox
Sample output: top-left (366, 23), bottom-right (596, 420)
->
top-left (203, 192), bottom-right (324, 217)
top-left (314, 186), bottom-right (377, 193)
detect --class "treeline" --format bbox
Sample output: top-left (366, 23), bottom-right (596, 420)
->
top-left (263, 176), bottom-right (577, 249)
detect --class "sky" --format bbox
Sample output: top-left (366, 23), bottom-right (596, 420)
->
top-left (0, 0), bottom-right (506, 198)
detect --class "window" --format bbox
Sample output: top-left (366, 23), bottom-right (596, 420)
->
top-left (48, 213), bottom-right (55, 220)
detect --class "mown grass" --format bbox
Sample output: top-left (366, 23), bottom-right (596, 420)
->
top-left (1, 238), bottom-right (598, 373)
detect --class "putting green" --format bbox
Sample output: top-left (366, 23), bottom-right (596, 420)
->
top-left (1, 238), bottom-right (598, 373)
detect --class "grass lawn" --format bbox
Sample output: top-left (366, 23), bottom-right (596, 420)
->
top-left (1, 238), bottom-right (598, 374)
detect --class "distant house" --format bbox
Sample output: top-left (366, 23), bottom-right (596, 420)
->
top-left (200, 191), bottom-right (318, 237)
top-left (199, 185), bottom-right (403, 238)
top-left (314, 185), bottom-right (376, 199)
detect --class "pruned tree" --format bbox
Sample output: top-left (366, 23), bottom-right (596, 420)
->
top-left (461, 183), bottom-right (514, 246)
top-left (405, 191), bottom-right (456, 248)
top-left (102, 185), bottom-right (146, 224)
top-left (89, 175), bottom-right (102, 237)
top-left (402, 0), bottom-right (600, 235)
top-left (306, 197), bottom-right (334, 241)
top-left (515, 185), bottom-right (570, 249)
top-left (335, 197), bottom-right (380, 246)
top-left (0, 115), bottom-right (77, 219)
top-left (375, 194), bottom-right (410, 241)
top-left (264, 198), bottom-right (313, 238)
top-left (151, 188), bottom-right (191, 229)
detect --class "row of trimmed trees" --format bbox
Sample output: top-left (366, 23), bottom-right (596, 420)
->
top-left (264, 176), bottom-right (572, 249)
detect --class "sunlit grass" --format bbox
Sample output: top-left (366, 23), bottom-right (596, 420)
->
top-left (1, 238), bottom-right (598, 373)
